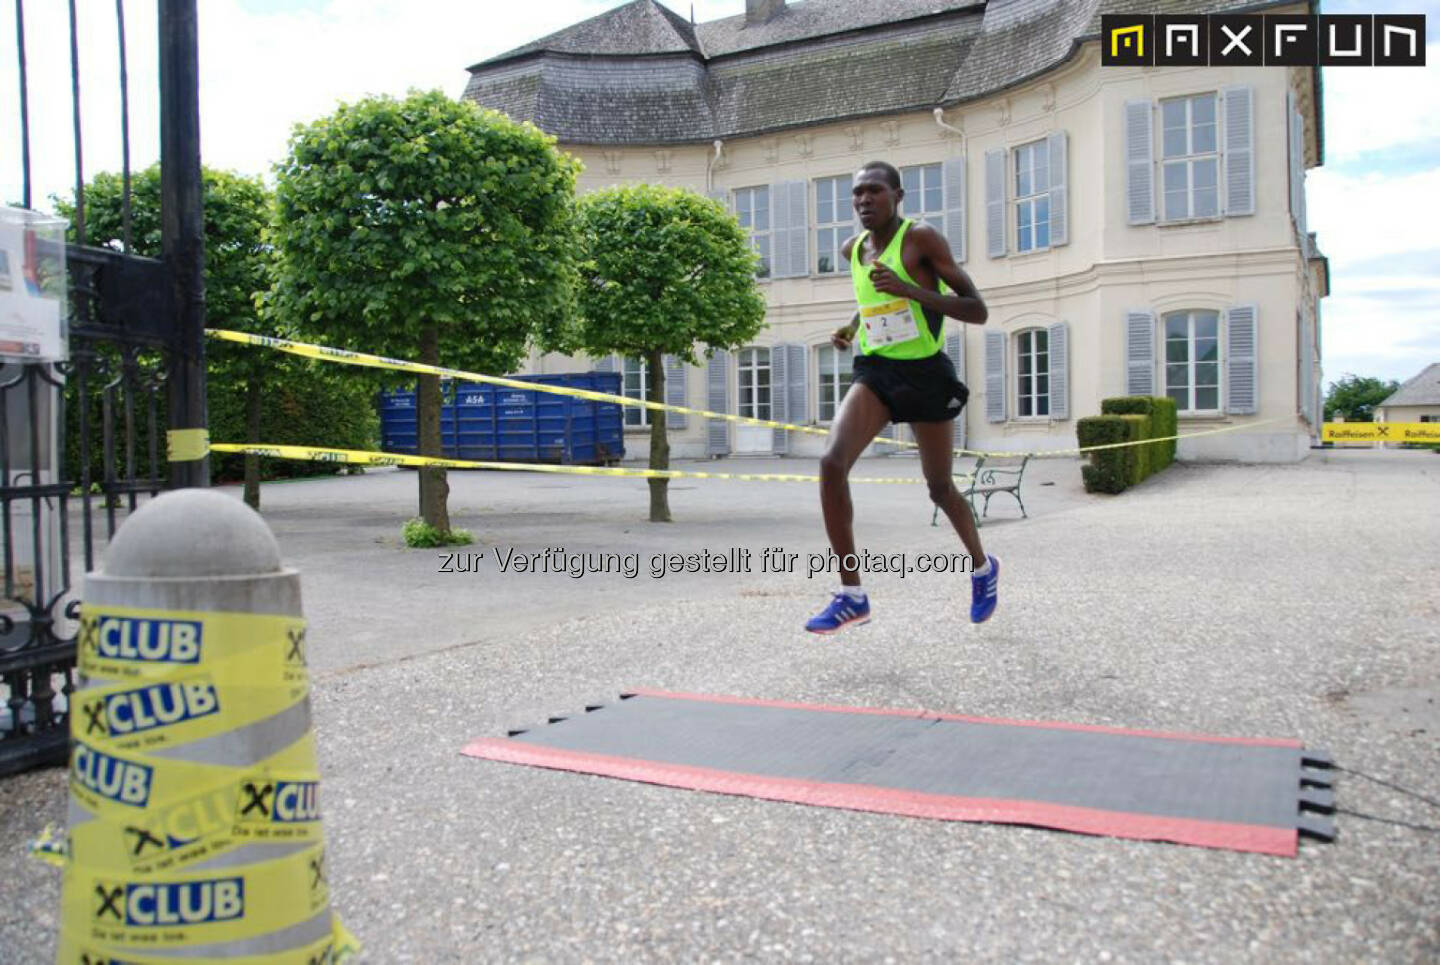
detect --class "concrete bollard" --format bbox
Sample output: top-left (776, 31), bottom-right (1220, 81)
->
top-left (56, 489), bottom-right (355, 964)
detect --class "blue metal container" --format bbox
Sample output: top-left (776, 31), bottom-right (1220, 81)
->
top-left (379, 372), bottom-right (625, 465)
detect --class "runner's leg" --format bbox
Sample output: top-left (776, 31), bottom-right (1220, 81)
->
top-left (819, 382), bottom-right (891, 586)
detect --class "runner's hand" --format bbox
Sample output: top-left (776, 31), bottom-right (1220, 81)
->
top-left (831, 327), bottom-right (853, 350)
top-left (869, 265), bottom-right (908, 297)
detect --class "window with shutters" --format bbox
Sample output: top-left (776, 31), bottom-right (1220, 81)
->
top-left (1163, 310), bottom-right (1221, 413)
top-left (814, 175), bottom-right (853, 275)
top-left (1014, 140), bottom-right (1051, 253)
top-left (1015, 328), bottom-right (1050, 418)
top-left (900, 163), bottom-right (944, 233)
top-left (1161, 94), bottom-right (1220, 221)
top-left (621, 357), bottom-right (649, 427)
top-left (815, 344), bottom-right (853, 422)
top-left (737, 347), bottom-right (772, 420)
top-left (734, 186), bottom-right (771, 279)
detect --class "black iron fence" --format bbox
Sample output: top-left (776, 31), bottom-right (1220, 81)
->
top-left (2, 0), bottom-right (205, 776)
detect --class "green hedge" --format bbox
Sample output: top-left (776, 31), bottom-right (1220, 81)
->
top-left (1077, 415), bottom-right (1134, 493)
top-left (1080, 396), bottom-right (1179, 494)
top-left (207, 359), bottom-right (379, 484)
top-left (1101, 395), bottom-right (1178, 473)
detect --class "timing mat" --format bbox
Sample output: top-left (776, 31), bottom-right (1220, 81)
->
top-left (462, 689), bottom-right (1336, 856)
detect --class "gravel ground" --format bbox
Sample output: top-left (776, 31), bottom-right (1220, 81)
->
top-left (2, 449), bottom-right (1437, 963)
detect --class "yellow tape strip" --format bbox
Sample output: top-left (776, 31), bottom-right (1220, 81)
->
top-left (210, 442), bottom-right (957, 486)
top-left (167, 428), bottom-right (211, 463)
top-left (205, 327), bottom-right (866, 443)
top-left (69, 766), bottom-right (325, 875)
top-left (207, 328), bottom-right (1295, 459)
top-left (1322, 422), bottom-right (1440, 443)
top-left (62, 842), bottom-right (331, 948)
top-left (79, 606), bottom-right (307, 684)
top-left (59, 926), bottom-right (356, 965)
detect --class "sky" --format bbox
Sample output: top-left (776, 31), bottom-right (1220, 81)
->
top-left (0, 0), bottom-right (1435, 389)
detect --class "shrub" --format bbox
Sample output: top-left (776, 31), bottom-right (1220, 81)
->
top-left (207, 359), bottom-right (380, 484)
top-left (1119, 414), bottom-right (1150, 485)
top-left (1077, 415), bottom-right (1133, 493)
top-left (402, 517), bottom-right (473, 548)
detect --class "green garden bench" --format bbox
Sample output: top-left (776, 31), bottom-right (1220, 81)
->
top-left (931, 454), bottom-right (1031, 527)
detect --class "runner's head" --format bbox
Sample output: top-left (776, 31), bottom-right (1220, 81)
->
top-left (853, 161), bottom-right (903, 230)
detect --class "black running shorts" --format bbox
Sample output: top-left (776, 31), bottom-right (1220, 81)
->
top-left (852, 351), bottom-right (969, 424)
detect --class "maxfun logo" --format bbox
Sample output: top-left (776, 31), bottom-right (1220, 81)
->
top-left (239, 779), bottom-right (321, 823)
top-left (81, 679), bottom-right (220, 739)
top-left (1102, 13), bottom-right (1426, 66)
top-left (83, 614), bottom-right (203, 664)
top-left (93, 877), bottom-right (245, 927)
top-left (72, 742), bottom-right (153, 807)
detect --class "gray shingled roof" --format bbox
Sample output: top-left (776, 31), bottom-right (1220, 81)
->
top-left (1379, 363), bottom-right (1440, 408)
top-left (463, 0), bottom-right (1301, 145)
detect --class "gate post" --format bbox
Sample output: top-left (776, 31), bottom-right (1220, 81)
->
top-left (57, 489), bottom-right (354, 961)
top-left (159, 0), bottom-right (209, 488)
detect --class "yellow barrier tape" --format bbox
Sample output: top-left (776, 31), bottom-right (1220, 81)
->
top-left (79, 605), bottom-right (307, 684)
top-left (210, 442), bottom-right (960, 486)
top-left (70, 767), bottom-right (325, 875)
top-left (59, 927), bottom-right (357, 965)
top-left (1322, 422), bottom-right (1440, 443)
top-left (205, 327), bottom-right (865, 443)
top-left (166, 428), bottom-right (211, 463)
top-left (208, 328), bottom-right (1295, 460)
top-left (62, 842), bottom-right (331, 948)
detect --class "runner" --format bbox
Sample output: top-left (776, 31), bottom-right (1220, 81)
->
top-left (806, 161), bottom-right (999, 633)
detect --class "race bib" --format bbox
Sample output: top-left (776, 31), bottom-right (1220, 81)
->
top-left (860, 298), bottom-right (921, 347)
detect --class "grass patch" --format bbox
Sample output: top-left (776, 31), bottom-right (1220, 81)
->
top-left (402, 518), bottom-right (474, 548)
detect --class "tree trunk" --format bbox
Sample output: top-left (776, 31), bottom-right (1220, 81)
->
top-left (416, 323), bottom-right (451, 534)
top-left (242, 362), bottom-right (264, 510)
top-left (647, 348), bottom-right (671, 522)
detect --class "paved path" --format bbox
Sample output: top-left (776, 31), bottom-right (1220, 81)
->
top-left (3, 450), bottom-right (1437, 962)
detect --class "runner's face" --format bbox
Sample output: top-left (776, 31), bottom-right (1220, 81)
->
top-left (852, 170), bottom-right (901, 230)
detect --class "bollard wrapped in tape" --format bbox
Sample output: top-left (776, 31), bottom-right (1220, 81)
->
top-left (54, 489), bottom-right (358, 964)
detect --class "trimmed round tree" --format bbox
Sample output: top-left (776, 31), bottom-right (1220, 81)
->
top-left (271, 90), bottom-right (579, 537)
top-left (575, 184), bottom-right (766, 521)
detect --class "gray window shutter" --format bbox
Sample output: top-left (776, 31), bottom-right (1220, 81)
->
top-left (1226, 305), bottom-right (1258, 415)
top-left (985, 148), bottom-right (1006, 258)
top-left (1126, 311), bottom-right (1154, 396)
top-left (664, 354), bottom-right (687, 430)
top-left (1287, 91), bottom-right (1308, 255)
top-left (706, 350), bottom-right (730, 456)
top-left (1047, 131), bottom-right (1068, 247)
top-left (593, 356), bottom-right (615, 373)
top-left (785, 344), bottom-right (807, 454)
top-left (770, 346), bottom-right (789, 454)
top-left (1125, 100), bottom-right (1155, 225)
top-left (1047, 321), bottom-right (1069, 421)
top-left (1222, 85), bottom-right (1255, 217)
top-left (984, 329), bottom-right (1006, 423)
top-left (787, 181), bottom-right (809, 279)
top-left (946, 329), bottom-right (968, 448)
top-left (771, 181), bottom-right (809, 279)
top-left (943, 157), bottom-right (967, 263)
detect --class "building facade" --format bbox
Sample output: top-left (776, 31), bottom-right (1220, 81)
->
top-left (463, 0), bottom-right (1328, 462)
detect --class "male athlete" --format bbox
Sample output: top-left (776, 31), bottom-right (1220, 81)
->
top-left (805, 160), bottom-right (998, 633)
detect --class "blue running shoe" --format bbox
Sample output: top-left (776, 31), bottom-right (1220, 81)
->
top-left (805, 592), bottom-right (871, 634)
top-left (970, 555), bottom-right (1000, 623)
